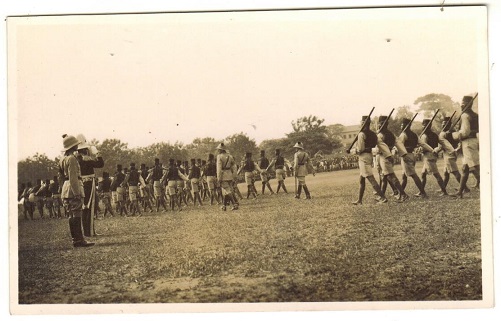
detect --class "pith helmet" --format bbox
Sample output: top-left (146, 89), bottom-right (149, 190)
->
top-left (76, 134), bottom-right (90, 150)
top-left (216, 143), bottom-right (226, 151)
top-left (462, 95), bottom-right (473, 106)
top-left (293, 142), bottom-right (304, 149)
top-left (62, 134), bottom-right (80, 151)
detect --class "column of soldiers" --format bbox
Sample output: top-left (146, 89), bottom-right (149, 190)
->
top-left (351, 94), bottom-right (479, 204)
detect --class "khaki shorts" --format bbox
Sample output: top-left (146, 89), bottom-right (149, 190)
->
top-left (153, 181), bottom-right (163, 197)
top-left (129, 186), bottom-right (138, 201)
top-left (421, 157), bottom-right (439, 175)
top-left (220, 181), bottom-right (233, 196)
top-left (259, 171), bottom-right (269, 182)
top-left (358, 153), bottom-right (374, 178)
top-left (275, 168), bottom-right (285, 181)
top-left (379, 156), bottom-right (395, 175)
top-left (191, 178), bottom-right (200, 192)
top-left (177, 180), bottom-right (185, 188)
top-left (443, 155), bottom-right (459, 173)
top-left (206, 176), bottom-right (216, 189)
top-left (401, 153), bottom-right (417, 176)
top-left (111, 191), bottom-right (118, 203)
top-left (244, 172), bottom-right (254, 185)
top-left (462, 138), bottom-right (480, 167)
top-left (116, 187), bottom-right (125, 201)
top-left (296, 176), bottom-right (306, 185)
top-left (167, 180), bottom-right (177, 196)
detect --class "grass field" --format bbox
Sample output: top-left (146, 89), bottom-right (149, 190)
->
top-left (16, 162), bottom-right (482, 304)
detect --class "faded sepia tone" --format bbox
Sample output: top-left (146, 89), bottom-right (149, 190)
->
top-left (8, 6), bottom-right (493, 314)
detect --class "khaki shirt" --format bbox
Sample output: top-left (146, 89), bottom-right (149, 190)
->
top-left (60, 154), bottom-right (84, 199)
top-left (294, 150), bottom-right (310, 177)
top-left (216, 152), bottom-right (237, 181)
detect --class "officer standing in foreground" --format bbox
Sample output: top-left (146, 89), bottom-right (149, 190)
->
top-left (60, 134), bottom-right (94, 247)
top-left (76, 134), bottom-right (104, 236)
top-left (447, 95), bottom-right (480, 198)
top-left (216, 143), bottom-right (239, 211)
top-left (293, 142), bottom-right (312, 199)
top-left (351, 116), bottom-right (388, 205)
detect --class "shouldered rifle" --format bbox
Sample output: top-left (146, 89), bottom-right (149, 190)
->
top-left (399, 113), bottom-right (418, 136)
top-left (376, 108), bottom-right (395, 134)
top-left (419, 109), bottom-right (440, 137)
top-left (448, 92), bottom-right (478, 133)
top-left (345, 106), bottom-right (375, 154)
top-left (442, 110), bottom-right (456, 131)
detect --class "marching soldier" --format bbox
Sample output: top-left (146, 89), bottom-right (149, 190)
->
top-left (176, 160), bottom-right (189, 207)
top-left (266, 149), bottom-right (290, 194)
top-left (395, 117), bottom-right (432, 198)
top-left (351, 116), bottom-right (387, 205)
top-left (122, 163), bottom-right (145, 216)
top-left (98, 172), bottom-right (114, 217)
top-left (60, 134), bottom-right (94, 247)
top-left (43, 179), bottom-right (55, 218)
top-left (32, 179), bottom-right (45, 218)
top-left (76, 134), bottom-right (104, 236)
top-left (200, 160), bottom-right (209, 201)
top-left (49, 176), bottom-right (62, 218)
top-left (419, 119), bottom-right (448, 196)
top-left (216, 143), bottom-right (239, 211)
top-left (205, 153), bottom-right (219, 205)
top-left (376, 116), bottom-right (409, 201)
top-left (237, 152), bottom-right (259, 199)
top-left (163, 158), bottom-right (189, 211)
top-left (151, 158), bottom-right (168, 212)
top-left (258, 150), bottom-right (275, 195)
top-left (436, 116), bottom-right (467, 192)
top-left (293, 142), bottom-right (312, 199)
top-left (446, 95), bottom-right (480, 198)
top-left (188, 158), bottom-right (204, 206)
top-left (113, 164), bottom-right (128, 216)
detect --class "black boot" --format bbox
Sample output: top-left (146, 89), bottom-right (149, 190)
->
top-left (69, 217), bottom-right (94, 248)
top-left (82, 208), bottom-right (92, 237)
top-left (303, 185), bottom-right (311, 199)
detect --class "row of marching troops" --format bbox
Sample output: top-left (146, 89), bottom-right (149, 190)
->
top-left (51, 134), bottom-right (315, 247)
top-left (350, 94), bottom-right (480, 204)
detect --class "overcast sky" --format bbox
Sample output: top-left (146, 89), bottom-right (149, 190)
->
top-left (8, 6), bottom-right (486, 160)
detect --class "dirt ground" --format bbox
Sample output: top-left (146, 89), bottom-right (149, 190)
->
top-left (15, 163), bottom-right (482, 304)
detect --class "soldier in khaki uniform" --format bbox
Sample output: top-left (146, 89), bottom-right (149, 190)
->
top-left (419, 119), bottom-right (448, 196)
top-left (351, 116), bottom-right (387, 205)
top-left (216, 143), bottom-right (239, 211)
top-left (59, 134), bottom-right (94, 247)
top-left (395, 117), bottom-right (433, 198)
top-left (293, 142), bottom-right (312, 199)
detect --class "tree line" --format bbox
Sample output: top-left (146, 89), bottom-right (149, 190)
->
top-left (17, 93), bottom-right (474, 185)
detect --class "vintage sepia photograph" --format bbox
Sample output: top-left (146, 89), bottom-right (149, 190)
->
top-left (7, 4), bottom-right (494, 314)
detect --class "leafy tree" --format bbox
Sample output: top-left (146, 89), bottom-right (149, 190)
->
top-left (286, 115), bottom-right (337, 156)
top-left (18, 153), bottom-right (59, 185)
top-left (185, 137), bottom-right (218, 161)
top-left (414, 93), bottom-right (460, 133)
top-left (258, 138), bottom-right (294, 160)
top-left (224, 133), bottom-right (259, 162)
